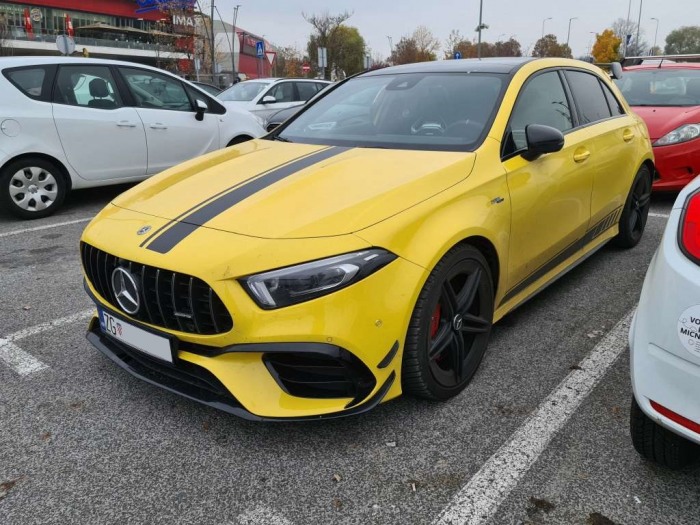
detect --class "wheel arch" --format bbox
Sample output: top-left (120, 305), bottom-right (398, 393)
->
top-left (226, 135), bottom-right (254, 147)
top-left (1, 152), bottom-right (73, 192)
top-left (457, 235), bottom-right (500, 297)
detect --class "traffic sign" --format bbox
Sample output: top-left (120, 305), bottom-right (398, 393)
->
top-left (364, 54), bottom-right (371, 69)
top-left (317, 47), bottom-right (328, 68)
top-left (454, 51), bottom-right (463, 59)
top-left (265, 51), bottom-right (276, 66)
top-left (256, 41), bottom-right (265, 58)
top-left (56, 35), bottom-right (75, 56)
top-left (302, 63), bottom-right (311, 73)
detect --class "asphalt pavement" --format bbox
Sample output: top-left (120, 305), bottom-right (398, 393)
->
top-left (1, 186), bottom-right (698, 525)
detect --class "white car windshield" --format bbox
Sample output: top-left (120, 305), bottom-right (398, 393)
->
top-left (615, 69), bottom-right (700, 107)
top-left (275, 73), bottom-right (505, 151)
top-left (218, 82), bottom-right (269, 101)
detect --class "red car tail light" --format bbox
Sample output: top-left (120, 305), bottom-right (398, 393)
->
top-left (680, 189), bottom-right (700, 265)
top-left (650, 400), bottom-right (700, 435)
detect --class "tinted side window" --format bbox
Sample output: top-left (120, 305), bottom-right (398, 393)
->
top-left (565, 71), bottom-right (612, 124)
top-left (54, 66), bottom-right (123, 109)
top-left (5, 67), bottom-right (46, 99)
top-left (504, 71), bottom-right (573, 155)
top-left (120, 68), bottom-right (192, 111)
top-left (265, 82), bottom-right (295, 103)
top-left (601, 81), bottom-right (625, 116)
top-left (296, 82), bottom-right (318, 102)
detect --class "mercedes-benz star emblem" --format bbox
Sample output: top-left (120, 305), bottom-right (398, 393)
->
top-left (137, 225), bottom-right (152, 236)
top-left (111, 267), bottom-right (140, 315)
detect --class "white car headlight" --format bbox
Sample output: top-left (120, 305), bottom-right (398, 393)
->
top-left (654, 124), bottom-right (700, 146)
top-left (241, 249), bottom-right (397, 309)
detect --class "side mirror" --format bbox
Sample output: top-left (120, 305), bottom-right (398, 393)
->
top-left (261, 95), bottom-right (276, 104)
top-left (522, 124), bottom-right (565, 161)
top-left (195, 99), bottom-right (208, 121)
top-left (610, 62), bottom-right (623, 80)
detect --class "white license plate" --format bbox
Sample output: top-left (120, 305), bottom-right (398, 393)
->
top-left (99, 309), bottom-right (173, 363)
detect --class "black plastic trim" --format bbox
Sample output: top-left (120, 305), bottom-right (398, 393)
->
top-left (377, 341), bottom-right (400, 369)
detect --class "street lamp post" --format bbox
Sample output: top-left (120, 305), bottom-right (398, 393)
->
top-left (477, 0), bottom-right (483, 59)
top-left (566, 17), bottom-right (578, 46)
top-left (650, 17), bottom-right (659, 55)
top-left (232, 4), bottom-right (240, 81)
top-left (635, 0), bottom-right (643, 56)
top-left (387, 35), bottom-right (393, 61)
top-left (541, 17), bottom-right (552, 39)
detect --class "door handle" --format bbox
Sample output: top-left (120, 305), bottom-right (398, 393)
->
top-left (573, 149), bottom-right (591, 163)
top-left (623, 129), bottom-right (635, 142)
top-left (117, 121), bottom-right (137, 128)
top-left (150, 123), bottom-right (168, 130)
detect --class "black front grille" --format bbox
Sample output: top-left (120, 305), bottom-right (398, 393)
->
top-left (81, 242), bottom-right (233, 335)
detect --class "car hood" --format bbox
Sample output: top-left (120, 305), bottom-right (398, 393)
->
top-left (631, 105), bottom-right (700, 141)
top-left (113, 140), bottom-right (475, 242)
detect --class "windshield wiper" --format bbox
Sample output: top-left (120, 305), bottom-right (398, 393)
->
top-left (270, 135), bottom-right (292, 143)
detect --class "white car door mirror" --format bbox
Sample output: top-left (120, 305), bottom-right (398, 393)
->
top-left (261, 95), bottom-right (276, 104)
top-left (195, 99), bottom-right (208, 121)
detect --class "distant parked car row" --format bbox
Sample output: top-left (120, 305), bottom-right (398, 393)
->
top-left (0, 57), bottom-right (265, 218)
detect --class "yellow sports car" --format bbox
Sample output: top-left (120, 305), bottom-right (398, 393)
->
top-left (81, 58), bottom-right (654, 420)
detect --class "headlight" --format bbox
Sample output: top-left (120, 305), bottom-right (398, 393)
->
top-left (654, 124), bottom-right (700, 146)
top-left (241, 249), bottom-right (397, 309)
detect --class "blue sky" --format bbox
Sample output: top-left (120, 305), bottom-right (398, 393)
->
top-left (212, 0), bottom-right (693, 58)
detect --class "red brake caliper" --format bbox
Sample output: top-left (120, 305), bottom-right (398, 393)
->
top-left (430, 303), bottom-right (441, 339)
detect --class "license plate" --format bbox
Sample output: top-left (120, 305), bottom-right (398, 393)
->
top-left (99, 309), bottom-right (173, 363)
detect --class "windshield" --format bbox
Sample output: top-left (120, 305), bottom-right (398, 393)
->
top-left (218, 81), bottom-right (269, 102)
top-left (615, 69), bottom-right (700, 107)
top-left (276, 73), bottom-right (506, 151)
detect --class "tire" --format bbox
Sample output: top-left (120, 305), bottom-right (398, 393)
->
top-left (402, 244), bottom-right (494, 401)
top-left (226, 135), bottom-right (252, 147)
top-left (612, 165), bottom-right (652, 249)
top-left (630, 396), bottom-right (700, 470)
top-left (0, 157), bottom-right (67, 220)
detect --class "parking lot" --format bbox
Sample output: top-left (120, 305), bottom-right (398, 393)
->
top-left (0, 186), bottom-right (697, 525)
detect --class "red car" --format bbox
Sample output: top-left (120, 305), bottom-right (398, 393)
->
top-left (616, 62), bottom-right (700, 191)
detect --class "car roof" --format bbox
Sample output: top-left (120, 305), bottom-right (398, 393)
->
top-left (0, 56), bottom-right (177, 71)
top-left (363, 57), bottom-right (537, 76)
top-left (624, 62), bottom-right (700, 71)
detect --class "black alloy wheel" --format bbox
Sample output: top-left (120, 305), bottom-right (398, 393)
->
top-left (613, 165), bottom-right (652, 249)
top-left (402, 245), bottom-right (494, 401)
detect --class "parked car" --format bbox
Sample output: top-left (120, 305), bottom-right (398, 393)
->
top-left (629, 174), bottom-right (700, 469)
top-left (0, 57), bottom-right (265, 219)
top-left (189, 81), bottom-right (222, 96)
top-left (615, 61), bottom-right (700, 191)
top-left (81, 58), bottom-right (653, 420)
top-left (217, 78), bottom-right (331, 120)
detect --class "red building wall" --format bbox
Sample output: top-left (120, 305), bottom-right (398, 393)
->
top-left (4, 0), bottom-right (165, 21)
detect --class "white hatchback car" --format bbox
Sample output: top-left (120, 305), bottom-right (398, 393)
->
top-left (0, 57), bottom-right (265, 219)
top-left (630, 175), bottom-right (700, 469)
top-left (217, 78), bottom-right (331, 120)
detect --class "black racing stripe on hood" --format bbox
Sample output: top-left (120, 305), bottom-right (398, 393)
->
top-left (138, 148), bottom-right (331, 249)
top-left (145, 146), bottom-right (351, 254)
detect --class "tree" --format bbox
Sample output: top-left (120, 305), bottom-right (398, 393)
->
top-left (413, 25), bottom-right (440, 60)
top-left (591, 29), bottom-right (622, 63)
top-left (532, 34), bottom-right (572, 58)
top-left (611, 18), bottom-right (648, 56)
top-left (665, 26), bottom-right (700, 54)
top-left (443, 29), bottom-right (476, 59)
top-left (276, 46), bottom-right (305, 78)
top-left (303, 10), bottom-right (352, 80)
top-left (307, 24), bottom-right (365, 80)
top-left (391, 36), bottom-right (420, 65)
top-left (0, 11), bottom-right (11, 57)
top-left (494, 38), bottom-right (522, 57)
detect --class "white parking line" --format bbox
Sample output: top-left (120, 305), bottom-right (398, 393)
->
top-left (0, 309), bottom-right (94, 376)
top-left (433, 309), bottom-right (634, 525)
top-left (0, 217), bottom-right (92, 239)
top-left (0, 340), bottom-right (48, 376)
top-left (649, 212), bottom-right (670, 219)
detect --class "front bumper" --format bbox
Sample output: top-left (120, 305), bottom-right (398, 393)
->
top-left (652, 140), bottom-right (700, 191)
top-left (630, 206), bottom-right (700, 445)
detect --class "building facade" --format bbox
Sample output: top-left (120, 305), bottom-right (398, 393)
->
top-left (0, 1), bottom-right (273, 81)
